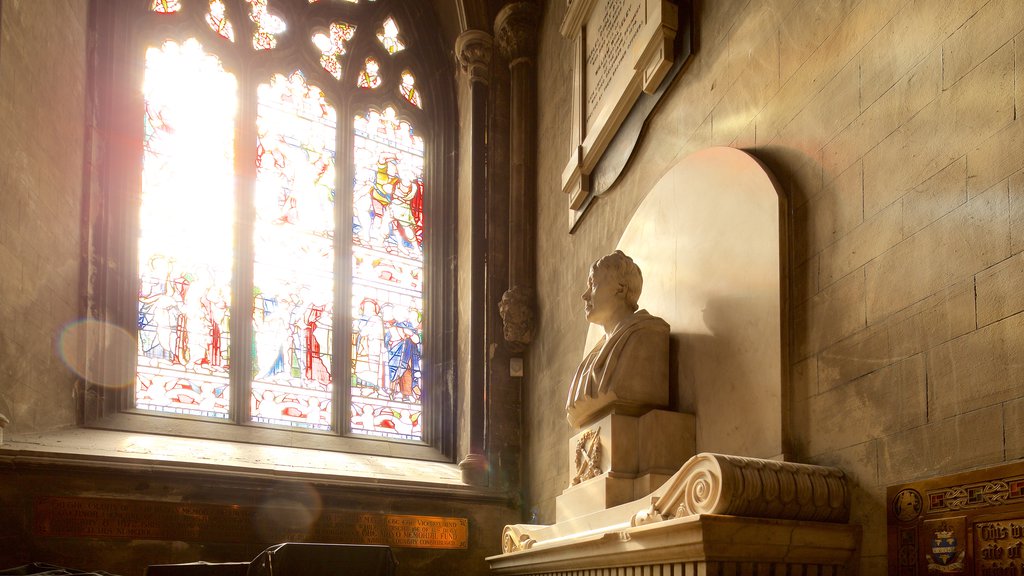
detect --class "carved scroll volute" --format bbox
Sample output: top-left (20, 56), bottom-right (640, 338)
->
top-left (632, 453), bottom-right (851, 526)
top-left (502, 524), bottom-right (543, 553)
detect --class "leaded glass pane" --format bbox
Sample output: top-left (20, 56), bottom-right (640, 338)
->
top-left (246, 0), bottom-right (287, 50)
top-left (399, 70), bottom-right (421, 108)
top-left (205, 0), bottom-right (235, 42)
top-left (251, 71), bottom-right (337, 431)
top-left (151, 0), bottom-right (182, 13)
top-left (350, 106), bottom-right (424, 440)
top-left (312, 21), bottom-right (356, 80)
top-left (136, 39), bottom-right (237, 419)
top-left (357, 57), bottom-right (381, 89)
top-left (376, 17), bottom-right (404, 55)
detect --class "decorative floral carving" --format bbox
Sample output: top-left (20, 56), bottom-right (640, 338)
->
top-left (494, 2), bottom-right (538, 64)
top-left (572, 427), bottom-right (602, 485)
top-left (455, 29), bottom-right (492, 82)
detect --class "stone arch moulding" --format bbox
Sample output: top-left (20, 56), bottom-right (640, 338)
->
top-left (598, 146), bottom-right (788, 460)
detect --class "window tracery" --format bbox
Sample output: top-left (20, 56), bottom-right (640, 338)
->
top-left (86, 0), bottom-right (453, 459)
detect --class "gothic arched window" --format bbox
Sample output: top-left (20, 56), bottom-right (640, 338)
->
top-left (86, 0), bottom-right (456, 461)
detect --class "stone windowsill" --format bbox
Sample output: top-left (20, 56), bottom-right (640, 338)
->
top-left (0, 428), bottom-right (502, 500)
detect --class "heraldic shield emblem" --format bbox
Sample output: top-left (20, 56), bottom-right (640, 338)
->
top-left (926, 523), bottom-right (964, 573)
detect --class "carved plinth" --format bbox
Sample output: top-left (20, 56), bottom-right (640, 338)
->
top-left (490, 514), bottom-right (861, 576)
top-left (502, 453), bottom-right (852, 556)
top-left (557, 410), bottom-right (695, 521)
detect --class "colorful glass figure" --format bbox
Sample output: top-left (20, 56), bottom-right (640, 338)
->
top-left (246, 0), bottom-right (287, 51)
top-left (350, 106), bottom-right (424, 440)
top-left (399, 70), bottom-right (421, 108)
top-left (205, 0), bottom-right (235, 42)
top-left (151, 0), bottom-right (182, 13)
top-left (251, 71), bottom-right (337, 431)
top-left (357, 57), bottom-right (382, 89)
top-left (312, 21), bottom-right (357, 80)
top-left (136, 39), bottom-right (237, 419)
top-left (376, 17), bottom-right (405, 54)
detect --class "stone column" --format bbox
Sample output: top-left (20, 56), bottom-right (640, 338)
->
top-left (495, 2), bottom-right (539, 353)
top-left (455, 29), bottom-right (493, 486)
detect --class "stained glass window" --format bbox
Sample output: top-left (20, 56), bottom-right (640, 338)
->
top-left (251, 71), bottom-right (337, 430)
top-left (351, 107), bottom-right (424, 439)
top-left (151, 0), bottom-right (181, 13)
top-left (136, 39), bottom-right (237, 419)
top-left (376, 17), bottom-right (404, 54)
top-left (357, 57), bottom-right (381, 89)
top-left (312, 22), bottom-right (357, 80)
top-left (206, 0), bottom-right (235, 42)
top-left (399, 70), bottom-right (421, 108)
top-left (246, 0), bottom-right (286, 50)
top-left (125, 0), bottom-right (446, 453)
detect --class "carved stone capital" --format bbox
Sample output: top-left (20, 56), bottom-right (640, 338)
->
top-left (499, 285), bottom-right (536, 352)
top-left (494, 1), bottom-right (539, 65)
top-left (455, 29), bottom-right (493, 83)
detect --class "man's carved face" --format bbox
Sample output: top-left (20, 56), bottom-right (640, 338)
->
top-left (581, 266), bottom-right (622, 326)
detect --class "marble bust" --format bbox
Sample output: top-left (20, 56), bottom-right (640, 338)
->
top-left (566, 251), bottom-right (670, 429)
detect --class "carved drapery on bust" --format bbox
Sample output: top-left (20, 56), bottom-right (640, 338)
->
top-left (566, 251), bottom-right (669, 428)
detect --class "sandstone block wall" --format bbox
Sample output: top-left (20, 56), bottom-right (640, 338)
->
top-left (532, 1), bottom-right (1024, 573)
top-left (0, 0), bottom-right (88, 434)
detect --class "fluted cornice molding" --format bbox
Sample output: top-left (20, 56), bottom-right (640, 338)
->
top-left (494, 2), bottom-right (539, 66)
top-left (455, 29), bottom-right (493, 83)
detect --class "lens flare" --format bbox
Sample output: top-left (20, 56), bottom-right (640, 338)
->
top-left (58, 319), bottom-right (135, 388)
top-left (253, 483), bottom-right (323, 542)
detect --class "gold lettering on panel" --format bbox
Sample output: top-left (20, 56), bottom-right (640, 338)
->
top-left (33, 496), bottom-right (468, 549)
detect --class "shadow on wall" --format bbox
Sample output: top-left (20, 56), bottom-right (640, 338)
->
top-left (615, 146), bottom-right (785, 460)
top-left (673, 291), bottom-right (779, 454)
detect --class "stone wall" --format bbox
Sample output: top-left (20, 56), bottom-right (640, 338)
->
top-left (530, 0), bottom-right (1024, 573)
top-left (0, 0), bottom-right (87, 434)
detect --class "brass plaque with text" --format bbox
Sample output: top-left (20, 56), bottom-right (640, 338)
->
top-left (33, 496), bottom-right (468, 549)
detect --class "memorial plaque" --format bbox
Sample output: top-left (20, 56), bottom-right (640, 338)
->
top-left (888, 462), bottom-right (1024, 575)
top-left (560, 0), bottom-right (680, 212)
top-left (33, 496), bottom-right (468, 549)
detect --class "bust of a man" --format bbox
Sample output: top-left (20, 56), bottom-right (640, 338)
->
top-left (566, 250), bottom-right (670, 429)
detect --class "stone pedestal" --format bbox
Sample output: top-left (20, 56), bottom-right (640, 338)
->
top-left (556, 410), bottom-right (695, 521)
top-left (489, 514), bottom-right (861, 576)
top-left (492, 454), bottom-right (860, 576)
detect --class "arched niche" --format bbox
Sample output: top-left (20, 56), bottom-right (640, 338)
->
top-left (593, 146), bottom-right (787, 459)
